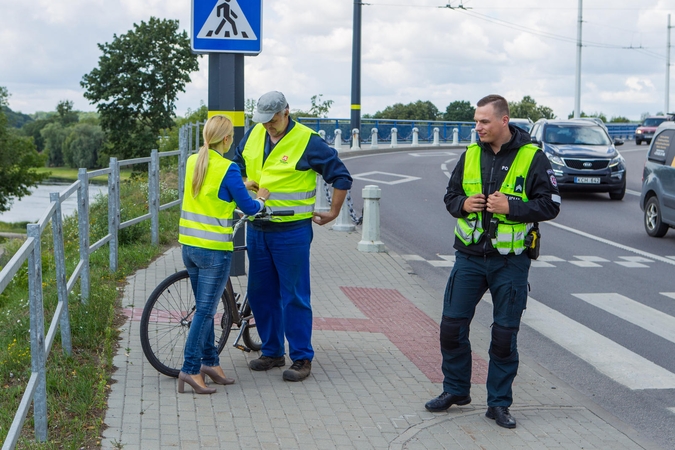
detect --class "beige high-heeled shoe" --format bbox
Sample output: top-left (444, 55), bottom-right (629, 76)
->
top-left (200, 365), bottom-right (236, 385)
top-left (178, 371), bottom-right (216, 394)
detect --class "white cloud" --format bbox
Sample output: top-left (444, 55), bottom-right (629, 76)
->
top-left (1, 0), bottom-right (674, 120)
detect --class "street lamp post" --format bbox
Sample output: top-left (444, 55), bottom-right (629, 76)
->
top-left (350, 0), bottom-right (362, 145)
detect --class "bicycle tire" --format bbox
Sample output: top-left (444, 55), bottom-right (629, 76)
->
top-left (140, 270), bottom-right (233, 378)
top-left (241, 303), bottom-right (262, 351)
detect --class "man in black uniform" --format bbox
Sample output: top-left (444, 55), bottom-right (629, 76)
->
top-left (424, 95), bottom-right (561, 428)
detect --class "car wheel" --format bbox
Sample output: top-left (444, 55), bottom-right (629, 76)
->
top-left (609, 180), bottom-right (626, 200)
top-left (644, 196), bottom-right (669, 237)
top-left (636, 139), bottom-right (642, 145)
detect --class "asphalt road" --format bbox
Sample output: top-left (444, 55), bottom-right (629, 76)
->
top-left (341, 140), bottom-right (675, 449)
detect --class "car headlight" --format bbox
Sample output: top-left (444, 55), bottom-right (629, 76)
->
top-left (636, 129), bottom-right (643, 134)
top-left (546, 153), bottom-right (565, 166)
top-left (609, 154), bottom-right (625, 168)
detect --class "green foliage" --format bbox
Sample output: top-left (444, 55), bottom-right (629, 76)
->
top-left (609, 116), bottom-right (631, 123)
top-left (0, 87), bottom-right (48, 213)
top-left (41, 122), bottom-right (69, 166)
top-left (245, 98), bottom-right (256, 120)
top-left (372, 100), bottom-right (440, 120)
top-left (158, 103), bottom-right (208, 156)
top-left (567, 111), bottom-right (607, 122)
top-left (2, 107), bottom-right (33, 129)
top-left (63, 123), bottom-right (105, 169)
top-left (0, 172), bottom-right (180, 447)
top-left (291, 94), bottom-right (335, 118)
top-left (81, 17), bottom-right (200, 161)
top-left (509, 96), bottom-right (556, 121)
top-left (55, 100), bottom-right (79, 127)
top-left (20, 118), bottom-right (52, 152)
top-left (443, 100), bottom-right (475, 121)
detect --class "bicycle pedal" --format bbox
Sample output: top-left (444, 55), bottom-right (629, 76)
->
top-left (234, 344), bottom-right (251, 352)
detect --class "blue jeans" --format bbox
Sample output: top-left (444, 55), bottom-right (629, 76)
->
top-left (246, 221), bottom-right (314, 362)
top-left (440, 251), bottom-right (530, 406)
top-left (181, 245), bottom-right (232, 375)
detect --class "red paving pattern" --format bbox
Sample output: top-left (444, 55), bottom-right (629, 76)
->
top-left (313, 287), bottom-right (488, 384)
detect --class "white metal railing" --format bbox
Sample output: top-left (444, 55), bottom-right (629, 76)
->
top-left (0, 122), bottom-right (195, 449)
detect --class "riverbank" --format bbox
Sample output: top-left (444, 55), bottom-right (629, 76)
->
top-left (36, 166), bottom-right (133, 184)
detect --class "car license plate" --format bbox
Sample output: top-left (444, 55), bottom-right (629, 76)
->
top-left (574, 177), bottom-right (601, 184)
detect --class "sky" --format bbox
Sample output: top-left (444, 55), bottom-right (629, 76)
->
top-left (1, 0), bottom-right (675, 122)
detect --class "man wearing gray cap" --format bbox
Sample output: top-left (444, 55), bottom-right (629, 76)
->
top-left (233, 91), bottom-right (352, 382)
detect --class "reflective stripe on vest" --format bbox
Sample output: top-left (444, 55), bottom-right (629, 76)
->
top-left (454, 145), bottom-right (484, 245)
top-left (455, 143), bottom-right (539, 254)
top-left (242, 122), bottom-right (318, 222)
top-left (178, 150), bottom-right (235, 250)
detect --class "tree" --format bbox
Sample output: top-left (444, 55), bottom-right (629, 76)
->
top-left (63, 123), bottom-right (106, 169)
top-left (372, 100), bottom-right (440, 120)
top-left (55, 100), bottom-right (79, 127)
top-left (291, 94), bottom-right (335, 118)
top-left (509, 96), bottom-right (555, 121)
top-left (567, 111), bottom-right (607, 122)
top-left (443, 100), bottom-right (475, 121)
top-left (609, 116), bottom-right (630, 123)
top-left (41, 122), bottom-right (69, 167)
top-left (81, 17), bottom-right (200, 160)
top-left (0, 86), bottom-right (48, 213)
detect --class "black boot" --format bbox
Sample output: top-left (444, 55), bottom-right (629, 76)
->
top-left (486, 406), bottom-right (516, 428)
top-left (424, 392), bottom-right (471, 412)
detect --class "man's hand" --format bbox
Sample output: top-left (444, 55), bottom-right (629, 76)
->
top-left (244, 180), bottom-right (259, 192)
top-left (486, 191), bottom-right (509, 215)
top-left (312, 211), bottom-right (339, 226)
top-left (462, 193), bottom-right (486, 213)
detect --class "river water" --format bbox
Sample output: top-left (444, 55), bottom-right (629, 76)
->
top-left (0, 183), bottom-right (108, 223)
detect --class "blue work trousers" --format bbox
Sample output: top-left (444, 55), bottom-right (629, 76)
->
top-left (440, 251), bottom-right (530, 406)
top-left (247, 221), bottom-right (314, 362)
top-left (181, 245), bottom-right (232, 375)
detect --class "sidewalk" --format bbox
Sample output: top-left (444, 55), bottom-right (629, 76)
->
top-left (101, 223), bottom-right (661, 449)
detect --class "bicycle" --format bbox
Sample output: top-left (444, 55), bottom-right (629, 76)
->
top-left (139, 208), bottom-right (290, 378)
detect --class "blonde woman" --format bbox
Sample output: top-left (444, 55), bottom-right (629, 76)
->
top-left (178, 115), bottom-right (269, 394)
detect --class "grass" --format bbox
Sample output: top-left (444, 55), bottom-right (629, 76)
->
top-left (0, 168), bottom-right (180, 448)
top-left (36, 167), bottom-right (133, 185)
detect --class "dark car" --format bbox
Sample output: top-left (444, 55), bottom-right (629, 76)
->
top-left (530, 119), bottom-right (626, 200)
top-left (635, 116), bottom-right (672, 145)
top-left (509, 118), bottom-right (533, 133)
top-left (640, 122), bottom-right (675, 237)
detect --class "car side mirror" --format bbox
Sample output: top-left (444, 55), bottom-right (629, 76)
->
top-left (613, 138), bottom-right (624, 146)
top-left (530, 138), bottom-right (540, 146)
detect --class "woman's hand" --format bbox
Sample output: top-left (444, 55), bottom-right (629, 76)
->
top-left (257, 188), bottom-right (270, 201)
top-left (244, 180), bottom-right (259, 192)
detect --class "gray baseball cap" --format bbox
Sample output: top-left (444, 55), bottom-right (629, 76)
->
top-left (252, 91), bottom-right (288, 123)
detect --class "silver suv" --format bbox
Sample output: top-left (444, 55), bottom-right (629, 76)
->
top-left (640, 122), bottom-right (675, 237)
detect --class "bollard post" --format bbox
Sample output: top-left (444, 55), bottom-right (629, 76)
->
top-left (331, 198), bottom-right (356, 232)
top-left (351, 128), bottom-right (361, 150)
top-left (390, 127), bottom-right (398, 148)
top-left (358, 185), bottom-right (385, 252)
top-left (433, 127), bottom-right (440, 146)
top-left (411, 127), bottom-right (419, 147)
top-left (470, 128), bottom-right (476, 144)
top-left (334, 129), bottom-right (342, 151)
top-left (314, 175), bottom-right (330, 213)
top-left (370, 128), bottom-right (379, 149)
top-left (318, 129), bottom-right (326, 141)
top-left (452, 128), bottom-right (459, 145)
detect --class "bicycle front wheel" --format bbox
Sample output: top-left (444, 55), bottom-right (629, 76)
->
top-left (139, 270), bottom-right (233, 378)
top-left (241, 303), bottom-right (263, 352)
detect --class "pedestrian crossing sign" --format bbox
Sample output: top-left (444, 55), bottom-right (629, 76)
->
top-left (191, 0), bottom-right (263, 54)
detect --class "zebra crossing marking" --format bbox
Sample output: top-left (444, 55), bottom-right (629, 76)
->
top-left (573, 293), bottom-right (675, 344)
top-left (483, 294), bottom-right (675, 390)
top-left (402, 254), bottom-right (663, 269)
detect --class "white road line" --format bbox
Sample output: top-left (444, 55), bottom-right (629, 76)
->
top-left (483, 295), bottom-right (675, 390)
top-left (626, 188), bottom-right (641, 197)
top-left (545, 221), bottom-right (675, 266)
top-left (661, 292), bottom-right (675, 300)
top-left (573, 293), bottom-right (675, 344)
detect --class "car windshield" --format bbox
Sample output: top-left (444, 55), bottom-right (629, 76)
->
top-left (643, 118), bottom-right (667, 127)
top-left (510, 121), bottom-right (532, 132)
top-left (544, 125), bottom-right (611, 146)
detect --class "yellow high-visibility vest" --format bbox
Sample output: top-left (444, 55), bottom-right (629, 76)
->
top-left (242, 122), bottom-right (317, 222)
top-left (179, 150), bottom-right (235, 250)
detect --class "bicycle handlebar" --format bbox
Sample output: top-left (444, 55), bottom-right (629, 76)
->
top-left (232, 207), bottom-right (296, 233)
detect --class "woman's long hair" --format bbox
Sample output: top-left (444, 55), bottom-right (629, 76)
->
top-left (192, 115), bottom-right (234, 197)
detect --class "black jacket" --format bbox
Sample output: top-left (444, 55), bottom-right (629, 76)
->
top-left (444, 125), bottom-right (561, 256)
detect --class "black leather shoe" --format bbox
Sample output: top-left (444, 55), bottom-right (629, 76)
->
top-left (485, 406), bottom-right (516, 428)
top-left (424, 392), bottom-right (471, 412)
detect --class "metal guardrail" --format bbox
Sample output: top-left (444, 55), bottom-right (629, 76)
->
top-left (296, 117), bottom-right (641, 144)
top-left (0, 124), bottom-right (192, 449)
